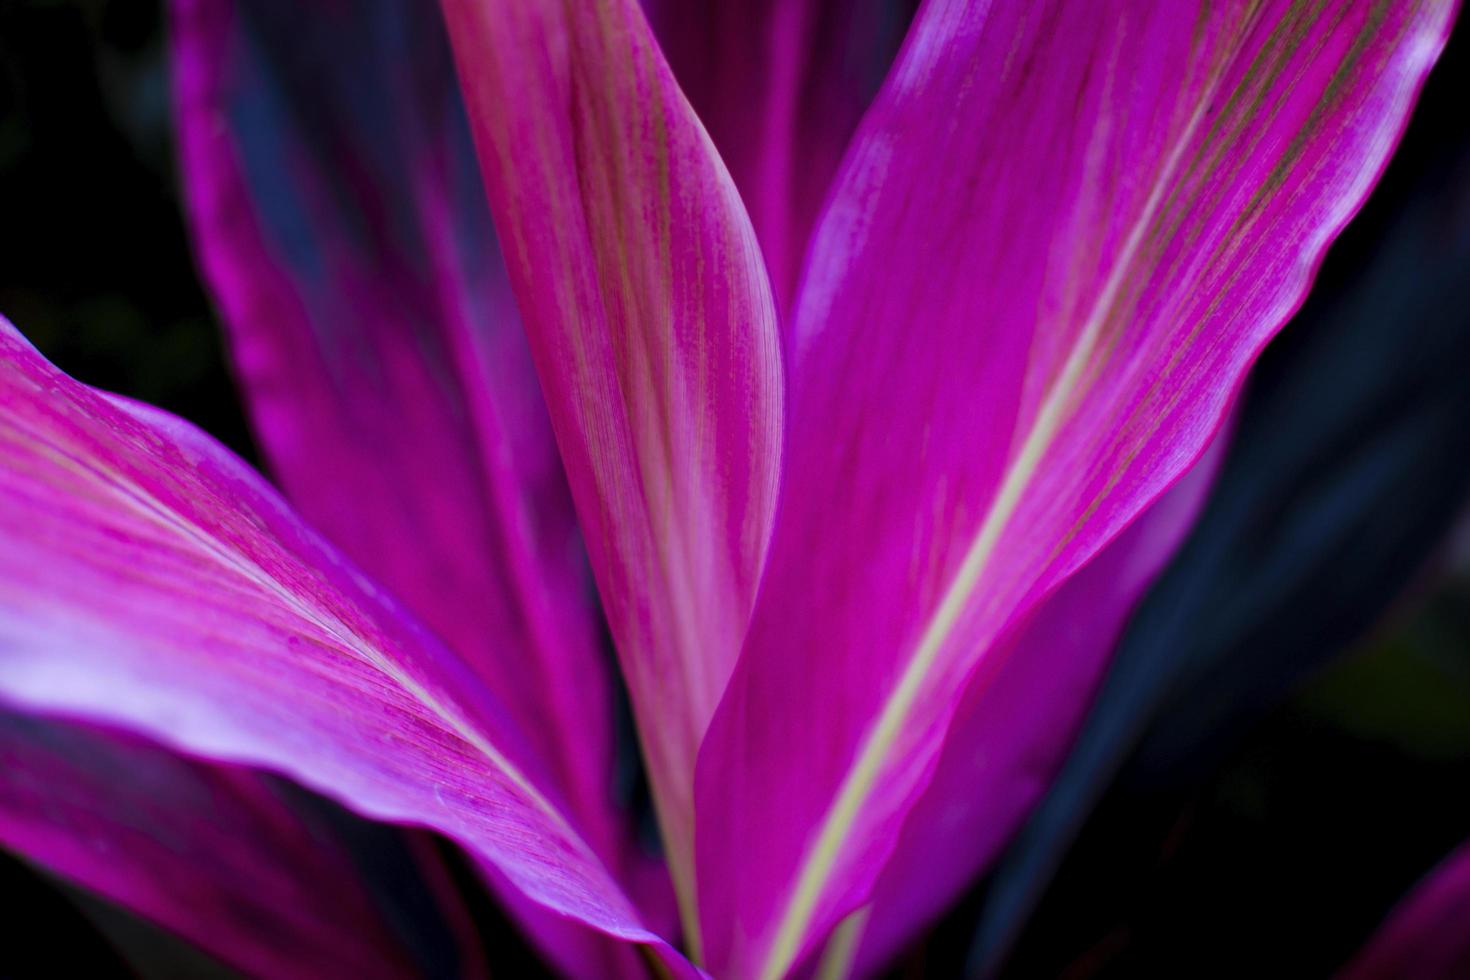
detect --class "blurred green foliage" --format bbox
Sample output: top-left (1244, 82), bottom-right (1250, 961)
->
top-left (1303, 571), bottom-right (1470, 763)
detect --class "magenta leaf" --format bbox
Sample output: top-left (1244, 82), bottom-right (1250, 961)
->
top-left (0, 319), bottom-right (687, 969)
top-left (652, 0), bottom-right (914, 307)
top-left (694, 2), bottom-right (1457, 975)
top-left (0, 713), bottom-right (419, 979)
top-left (169, 0), bottom-right (641, 912)
top-left (1341, 839), bottom-right (1470, 979)
top-left (439, 0), bottom-right (784, 939)
top-left (849, 430), bottom-right (1225, 974)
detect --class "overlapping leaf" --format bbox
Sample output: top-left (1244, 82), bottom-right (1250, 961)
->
top-left (0, 320), bottom-right (687, 970)
top-left (846, 435), bottom-right (1224, 974)
top-left (651, 0), bottom-right (914, 307)
top-left (968, 68), bottom-right (1470, 972)
top-left (169, 0), bottom-right (633, 897)
top-left (439, 0), bottom-right (784, 933)
top-left (0, 713), bottom-right (420, 978)
top-left (694, 2), bottom-right (1456, 975)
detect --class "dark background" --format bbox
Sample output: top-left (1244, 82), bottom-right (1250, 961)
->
top-left (0, 0), bottom-right (254, 461)
top-left (2, 2), bottom-right (1469, 977)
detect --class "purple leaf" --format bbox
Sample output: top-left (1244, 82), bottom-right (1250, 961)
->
top-left (168, 0), bottom-right (643, 916)
top-left (849, 429), bottom-right (1225, 973)
top-left (1340, 839), bottom-right (1470, 979)
top-left (652, 0), bottom-right (914, 307)
top-left (0, 713), bottom-right (417, 979)
top-left (693, 2), bottom-right (1456, 975)
top-left (0, 319), bottom-right (688, 970)
top-left (439, 0), bottom-right (784, 940)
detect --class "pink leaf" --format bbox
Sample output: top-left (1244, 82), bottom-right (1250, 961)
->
top-left (652, 0), bottom-right (912, 308)
top-left (168, 0), bottom-right (645, 919)
top-left (1340, 839), bottom-right (1470, 980)
top-left (0, 319), bottom-right (687, 970)
top-left (851, 430), bottom-right (1224, 973)
top-left (0, 713), bottom-right (417, 979)
top-left (694, 2), bottom-right (1457, 975)
top-left (439, 0), bottom-right (784, 938)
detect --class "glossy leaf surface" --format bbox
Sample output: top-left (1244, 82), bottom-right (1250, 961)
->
top-left (695, 3), bottom-right (1456, 974)
top-left (440, 0), bottom-right (784, 924)
top-left (849, 435), bottom-right (1224, 973)
top-left (968, 60), bottom-right (1470, 971)
top-left (170, 0), bottom-right (629, 885)
top-left (0, 320), bottom-right (677, 960)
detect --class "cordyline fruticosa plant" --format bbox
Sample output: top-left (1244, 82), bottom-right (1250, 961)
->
top-left (0, 0), bottom-right (1461, 977)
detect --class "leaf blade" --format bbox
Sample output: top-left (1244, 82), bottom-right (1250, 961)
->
top-left (651, 0), bottom-right (913, 308)
top-left (0, 714), bottom-right (418, 979)
top-left (967, 61), bottom-right (1470, 969)
top-left (0, 319), bottom-right (682, 964)
top-left (439, 0), bottom-right (785, 927)
top-left (168, 0), bottom-right (637, 906)
top-left (850, 431), bottom-right (1224, 972)
top-left (694, 2), bottom-right (1458, 974)
top-left (1340, 839), bottom-right (1470, 979)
